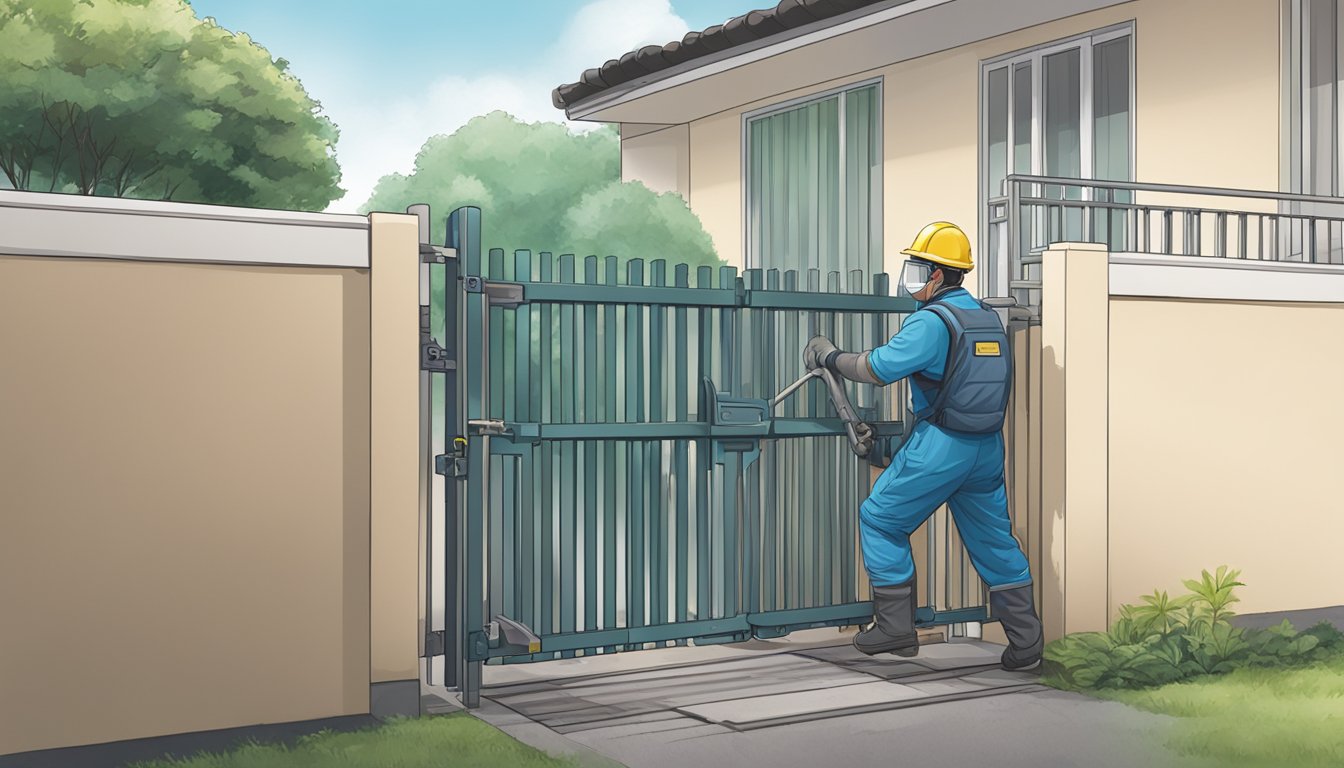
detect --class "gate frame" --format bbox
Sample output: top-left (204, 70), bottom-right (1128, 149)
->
top-left (430, 206), bottom-right (1005, 707)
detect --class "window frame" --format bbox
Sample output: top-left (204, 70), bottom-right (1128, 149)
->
top-left (977, 21), bottom-right (1136, 298)
top-left (740, 76), bottom-right (885, 275)
top-left (1281, 0), bottom-right (1344, 197)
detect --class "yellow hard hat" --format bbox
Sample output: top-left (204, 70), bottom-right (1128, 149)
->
top-left (900, 221), bottom-right (974, 271)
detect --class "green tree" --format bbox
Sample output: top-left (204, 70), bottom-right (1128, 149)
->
top-left (362, 111), bottom-right (720, 269)
top-left (0, 0), bottom-right (341, 209)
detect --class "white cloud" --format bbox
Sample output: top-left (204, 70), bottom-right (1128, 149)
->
top-left (324, 0), bottom-right (690, 213)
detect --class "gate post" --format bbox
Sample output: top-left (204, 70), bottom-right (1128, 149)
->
top-left (368, 212), bottom-right (423, 717)
top-left (1039, 242), bottom-right (1111, 641)
top-left (446, 206), bottom-right (485, 707)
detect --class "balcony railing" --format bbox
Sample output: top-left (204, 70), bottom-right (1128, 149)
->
top-left (987, 174), bottom-right (1344, 309)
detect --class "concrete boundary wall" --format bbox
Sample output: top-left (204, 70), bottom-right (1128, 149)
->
top-left (1020, 243), bottom-right (1344, 641)
top-left (0, 191), bottom-right (421, 757)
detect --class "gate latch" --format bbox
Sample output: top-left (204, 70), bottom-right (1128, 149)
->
top-left (701, 378), bottom-right (766, 467)
top-left (702, 378), bottom-right (769, 429)
top-left (468, 419), bottom-right (510, 436)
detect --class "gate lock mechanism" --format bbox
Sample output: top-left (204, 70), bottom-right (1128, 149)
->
top-left (434, 437), bottom-right (470, 478)
top-left (702, 367), bottom-right (882, 465)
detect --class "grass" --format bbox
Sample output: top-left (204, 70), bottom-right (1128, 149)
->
top-left (1100, 652), bottom-right (1344, 768)
top-left (127, 713), bottom-right (580, 768)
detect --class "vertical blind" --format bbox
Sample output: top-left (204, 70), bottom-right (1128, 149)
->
top-left (747, 84), bottom-right (881, 282)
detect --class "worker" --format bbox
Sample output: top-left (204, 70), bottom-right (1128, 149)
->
top-left (802, 221), bottom-right (1043, 671)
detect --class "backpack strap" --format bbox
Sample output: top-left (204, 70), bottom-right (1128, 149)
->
top-left (908, 299), bottom-right (944, 389)
top-left (914, 303), bottom-right (961, 427)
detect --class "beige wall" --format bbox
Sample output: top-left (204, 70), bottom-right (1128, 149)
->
top-left (621, 124), bottom-right (691, 200)
top-left (1109, 296), bottom-right (1344, 617)
top-left (689, 110), bottom-right (743, 265)
top-left (0, 257), bottom-right (371, 755)
top-left (1021, 243), bottom-right (1344, 638)
top-left (673, 0), bottom-right (1281, 272)
top-left (0, 195), bottom-right (424, 756)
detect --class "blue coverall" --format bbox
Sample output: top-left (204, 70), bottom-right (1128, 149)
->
top-left (862, 287), bottom-right (1032, 590)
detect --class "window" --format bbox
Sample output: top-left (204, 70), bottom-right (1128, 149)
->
top-left (1283, 0), bottom-right (1344, 262)
top-left (745, 81), bottom-right (882, 281)
top-left (1285, 0), bottom-right (1342, 196)
top-left (980, 25), bottom-right (1133, 297)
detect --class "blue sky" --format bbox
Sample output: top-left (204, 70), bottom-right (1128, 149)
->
top-left (187, 0), bottom-right (751, 212)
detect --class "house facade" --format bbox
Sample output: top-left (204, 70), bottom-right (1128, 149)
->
top-left (554, 0), bottom-right (1337, 296)
top-left (553, 0), bottom-right (1344, 632)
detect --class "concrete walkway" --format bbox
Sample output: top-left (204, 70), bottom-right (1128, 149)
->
top-left (454, 628), bottom-right (1209, 768)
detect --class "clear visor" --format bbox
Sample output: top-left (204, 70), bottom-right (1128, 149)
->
top-left (900, 261), bottom-right (934, 295)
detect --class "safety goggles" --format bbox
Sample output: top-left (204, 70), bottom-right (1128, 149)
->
top-left (899, 260), bottom-right (936, 297)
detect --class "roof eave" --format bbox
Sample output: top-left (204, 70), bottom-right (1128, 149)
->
top-left (563, 0), bottom-right (941, 123)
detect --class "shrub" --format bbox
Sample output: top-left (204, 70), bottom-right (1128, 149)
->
top-left (1043, 566), bottom-right (1342, 691)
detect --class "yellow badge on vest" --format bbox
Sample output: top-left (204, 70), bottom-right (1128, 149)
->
top-left (974, 341), bottom-right (1001, 356)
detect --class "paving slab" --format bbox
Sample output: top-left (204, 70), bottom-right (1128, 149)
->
top-left (559, 714), bottom-right (732, 741)
top-left (552, 710), bottom-right (686, 735)
top-left (905, 677), bottom-right (1000, 697)
top-left (562, 689), bottom-right (1210, 768)
top-left (793, 637), bottom-right (1009, 681)
top-left (481, 631), bottom-right (1213, 768)
top-left (791, 654), bottom-right (945, 681)
top-left (489, 654), bottom-right (881, 729)
top-left (482, 627), bottom-right (862, 686)
top-left (677, 680), bottom-right (928, 726)
top-left (900, 638), bottom-right (1005, 669)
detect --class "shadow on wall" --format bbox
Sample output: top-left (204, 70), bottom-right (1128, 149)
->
top-left (1038, 342), bottom-right (1066, 642)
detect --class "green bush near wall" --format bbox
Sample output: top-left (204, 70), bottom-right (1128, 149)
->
top-left (1043, 566), bottom-right (1344, 691)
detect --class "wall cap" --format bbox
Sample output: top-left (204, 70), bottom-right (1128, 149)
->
top-left (0, 189), bottom-right (370, 268)
top-left (1043, 241), bottom-right (1110, 253)
top-left (1109, 252), bottom-right (1344, 303)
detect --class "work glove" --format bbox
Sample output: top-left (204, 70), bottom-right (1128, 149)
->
top-left (802, 335), bottom-right (839, 371)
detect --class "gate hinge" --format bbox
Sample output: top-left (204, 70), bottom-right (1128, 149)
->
top-left (422, 339), bottom-right (453, 372)
top-left (420, 244), bottom-right (448, 263)
top-left (420, 306), bottom-right (454, 372)
top-left (462, 276), bottom-right (525, 308)
top-left (424, 630), bottom-right (446, 657)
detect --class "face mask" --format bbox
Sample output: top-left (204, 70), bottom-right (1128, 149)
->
top-left (899, 261), bottom-right (934, 298)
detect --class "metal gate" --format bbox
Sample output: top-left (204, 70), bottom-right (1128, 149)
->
top-left (421, 206), bottom-right (998, 706)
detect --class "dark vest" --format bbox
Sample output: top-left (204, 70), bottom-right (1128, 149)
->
top-left (910, 295), bottom-right (1013, 434)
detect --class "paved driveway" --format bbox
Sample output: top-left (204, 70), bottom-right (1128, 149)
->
top-left (450, 629), bottom-right (1211, 768)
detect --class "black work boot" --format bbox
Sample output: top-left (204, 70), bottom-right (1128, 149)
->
top-left (990, 584), bottom-right (1044, 671)
top-left (854, 578), bottom-right (919, 657)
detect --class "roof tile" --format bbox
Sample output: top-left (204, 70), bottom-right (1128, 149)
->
top-left (553, 0), bottom-right (890, 111)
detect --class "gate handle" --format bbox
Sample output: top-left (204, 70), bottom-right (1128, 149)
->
top-left (772, 368), bottom-right (873, 458)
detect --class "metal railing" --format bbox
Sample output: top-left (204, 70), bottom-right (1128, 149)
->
top-left (988, 174), bottom-right (1344, 309)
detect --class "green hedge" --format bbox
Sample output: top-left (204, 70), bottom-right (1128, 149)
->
top-left (1043, 566), bottom-right (1344, 691)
